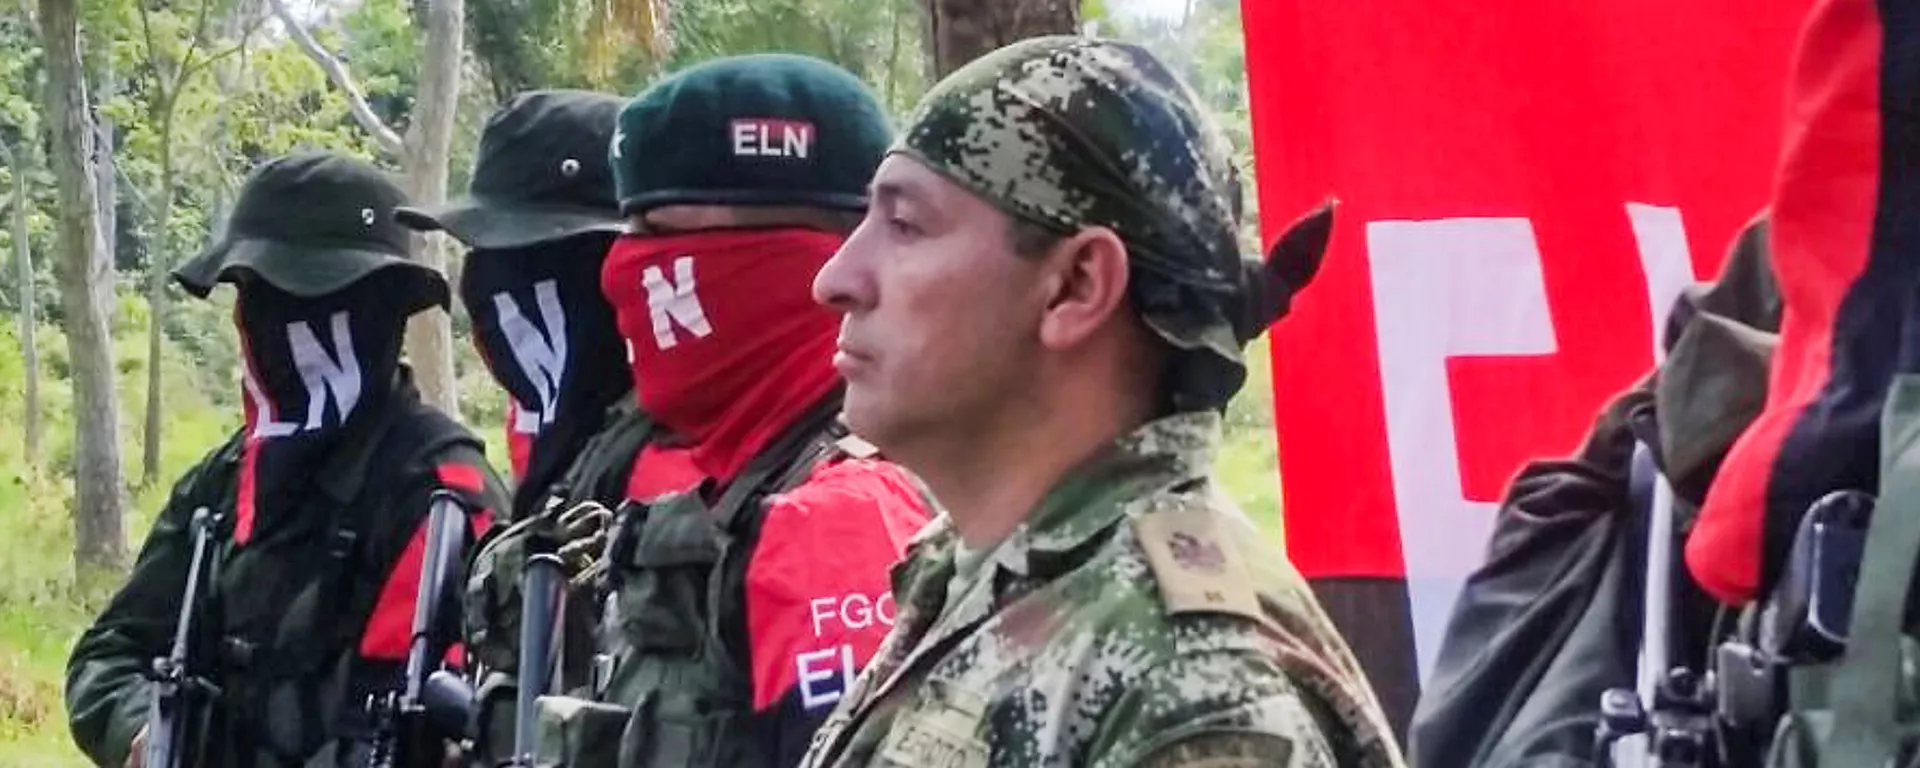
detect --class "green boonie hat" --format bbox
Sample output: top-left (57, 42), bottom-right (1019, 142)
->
top-left (397, 89), bottom-right (627, 250)
top-left (897, 36), bottom-right (1330, 411)
top-left (174, 151), bottom-right (447, 311)
top-left (611, 53), bottom-right (891, 216)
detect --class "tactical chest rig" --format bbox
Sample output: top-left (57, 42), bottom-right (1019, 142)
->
top-left (535, 400), bottom-right (868, 768)
top-left (163, 404), bottom-right (483, 767)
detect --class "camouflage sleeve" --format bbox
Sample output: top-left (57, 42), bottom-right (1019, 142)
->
top-left (1087, 624), bottom-right (1339, 768)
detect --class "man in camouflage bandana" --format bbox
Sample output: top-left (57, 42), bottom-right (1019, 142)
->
top-left (801, 36), bottom-right (1405, 767)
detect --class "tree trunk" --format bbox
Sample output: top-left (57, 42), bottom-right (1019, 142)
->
top-left (142, 107), bottom-right (174, 486)
top-left (400, 0), bottom-right (464, 415)
top-left (1, 141), bottom-right (39, 462)
top-left (921, 0), bottom-right (1078, 79)
top-left (206, 0), bottom-right (252, 241)
top-left (886, 0), bottom-right (905, 110)
top-left (94, 59), bottom-right (116, 272)
top-left (208, 7), bottom-right (241, 231)
top-left (38, 0), bottom-right (128, 575)
top-left (263, 0), bottom-right (453, 409)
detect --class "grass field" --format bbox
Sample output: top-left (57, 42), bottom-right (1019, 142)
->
top-left (0, 311), bottom-right (242, 766)
top-left (0, 325), bottom-right (1285, 765)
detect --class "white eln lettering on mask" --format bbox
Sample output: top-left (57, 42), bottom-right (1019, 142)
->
top-left (286, 311), bottom-right (363, 430)
top-left (641, 256), bottom-right (714, 349)
top-left (495, 279), bottom-right (569, 435)
top-left (244, 358), bottom-right (297, 439)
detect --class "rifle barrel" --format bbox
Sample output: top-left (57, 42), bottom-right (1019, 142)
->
top-left (405, 493), bottom-right (468, 703)
top-left (513, 553), bottom-right (566, 761)
top-left (145, 507), bottom-right (217, 768)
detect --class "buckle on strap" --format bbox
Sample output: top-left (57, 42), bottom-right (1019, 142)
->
top-left (329, 529), bottom-right (360, 562)
top-left (1713, 640), bottom-right (1780, 728)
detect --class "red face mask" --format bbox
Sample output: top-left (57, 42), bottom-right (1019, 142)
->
top-left (602, 227), bottom-right (844, 480)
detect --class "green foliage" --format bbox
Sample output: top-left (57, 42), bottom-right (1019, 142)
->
top-left (467, 0), bottom-right (600, 98)
top-left (467, 0), bottom-right (929, 116)
top-left (1101, 0), bottom-right (1261, 252)
top-left (336, 0), bottom-right (422, 129)
top-left (225, 43), bottom-right (389, 164)
top-left (0, 0), bottom-right (1275, 759)
top-left (0, 15), bottom-right (42, 148)
top-left (0, 14), bottom-right (60, 324)
top-left (666, 0), bottom-right (927, 115)
top-left (0, 282), bottom-right (237, 764)
top-left (1219, 336), bottom-right (1282, 541)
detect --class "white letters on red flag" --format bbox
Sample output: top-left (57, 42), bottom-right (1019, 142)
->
top-left (1240, 0), bottom-right (1810, 731)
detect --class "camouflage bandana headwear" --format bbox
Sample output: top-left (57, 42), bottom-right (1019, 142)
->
top-left (898, 35), bottom-right (1332, 411)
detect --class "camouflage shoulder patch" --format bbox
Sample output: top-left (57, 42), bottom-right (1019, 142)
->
top-left (1132, 504), bottom-right (1269, 627)
top-left (1131, 733), bottom-right (1304, 768)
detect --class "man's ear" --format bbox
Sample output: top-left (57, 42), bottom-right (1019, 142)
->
top-left (1038, 226), bottom-right (1132, 351)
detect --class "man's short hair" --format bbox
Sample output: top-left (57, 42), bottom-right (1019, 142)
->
top-left (1008, 217), bottom-right (1066, 260)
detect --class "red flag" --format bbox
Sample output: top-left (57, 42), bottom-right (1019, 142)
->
top-left (1242, 0), bottom-right (1809, 732)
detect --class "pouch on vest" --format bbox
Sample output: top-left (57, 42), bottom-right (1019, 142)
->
top-left (216, 496), bottom-right (392, 761)
top-left (577, 401), bottom-right (843, 768)
top-left (609, 494), bottom-right (722, 655)
top-left (534, 694), bottom-right (628, 768)
top-left (615, 687), bottom-right (758, 768)
top-left (466, 531), bottom-right (522, 675)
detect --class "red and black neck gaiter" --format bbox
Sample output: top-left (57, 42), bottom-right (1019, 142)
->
top-left (461, 233), bottom-right (630, 519)
top-left (601, 228), bottom-right (843, 482)
top-left (234, 278), bottom-right (408, 545)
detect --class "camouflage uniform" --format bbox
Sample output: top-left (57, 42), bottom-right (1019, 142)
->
top-left (802, 412), bottom-right (1401, 767)
top-left (799, 36), bottom-right (1403, 768)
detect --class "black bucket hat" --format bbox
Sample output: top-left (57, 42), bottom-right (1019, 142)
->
top-left (173, 150), bottom-right (447, 311)
top-left (397, 89), bottom-right (627, 249)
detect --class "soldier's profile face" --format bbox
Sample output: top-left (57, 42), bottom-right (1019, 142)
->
top-left (814, 156), bottom-right (1050, 457)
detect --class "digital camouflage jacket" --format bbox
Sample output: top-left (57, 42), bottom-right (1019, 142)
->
top-left (799, 411), bottom-right (1405, 768)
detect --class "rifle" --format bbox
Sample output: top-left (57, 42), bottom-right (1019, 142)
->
top-left (507, 545), bottom-right (567, 766)
top-left (143, 507), bottom-right (222, 768)
top-left (465, 496), bottom-right (583, 766)
top-left (365, 491), bottom-right (478, 768)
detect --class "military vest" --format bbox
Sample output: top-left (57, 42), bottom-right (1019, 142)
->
top-left (536, 401), bottom-right (854, 767)
top-left (1761, 374), bottom-right (1920, 767)
top-left (552, 398), bottom-right (661, 514)
top-left (464, 398), bottom-right (656, 686)
top-left (177, 400), bottom-right (485, 766)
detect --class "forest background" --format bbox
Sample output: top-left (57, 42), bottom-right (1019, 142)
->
top-left (0, 0), bottom-right (1272, 762)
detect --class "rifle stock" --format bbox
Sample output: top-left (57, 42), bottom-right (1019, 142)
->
top-left (143, 507), bottom-right (219, 768)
